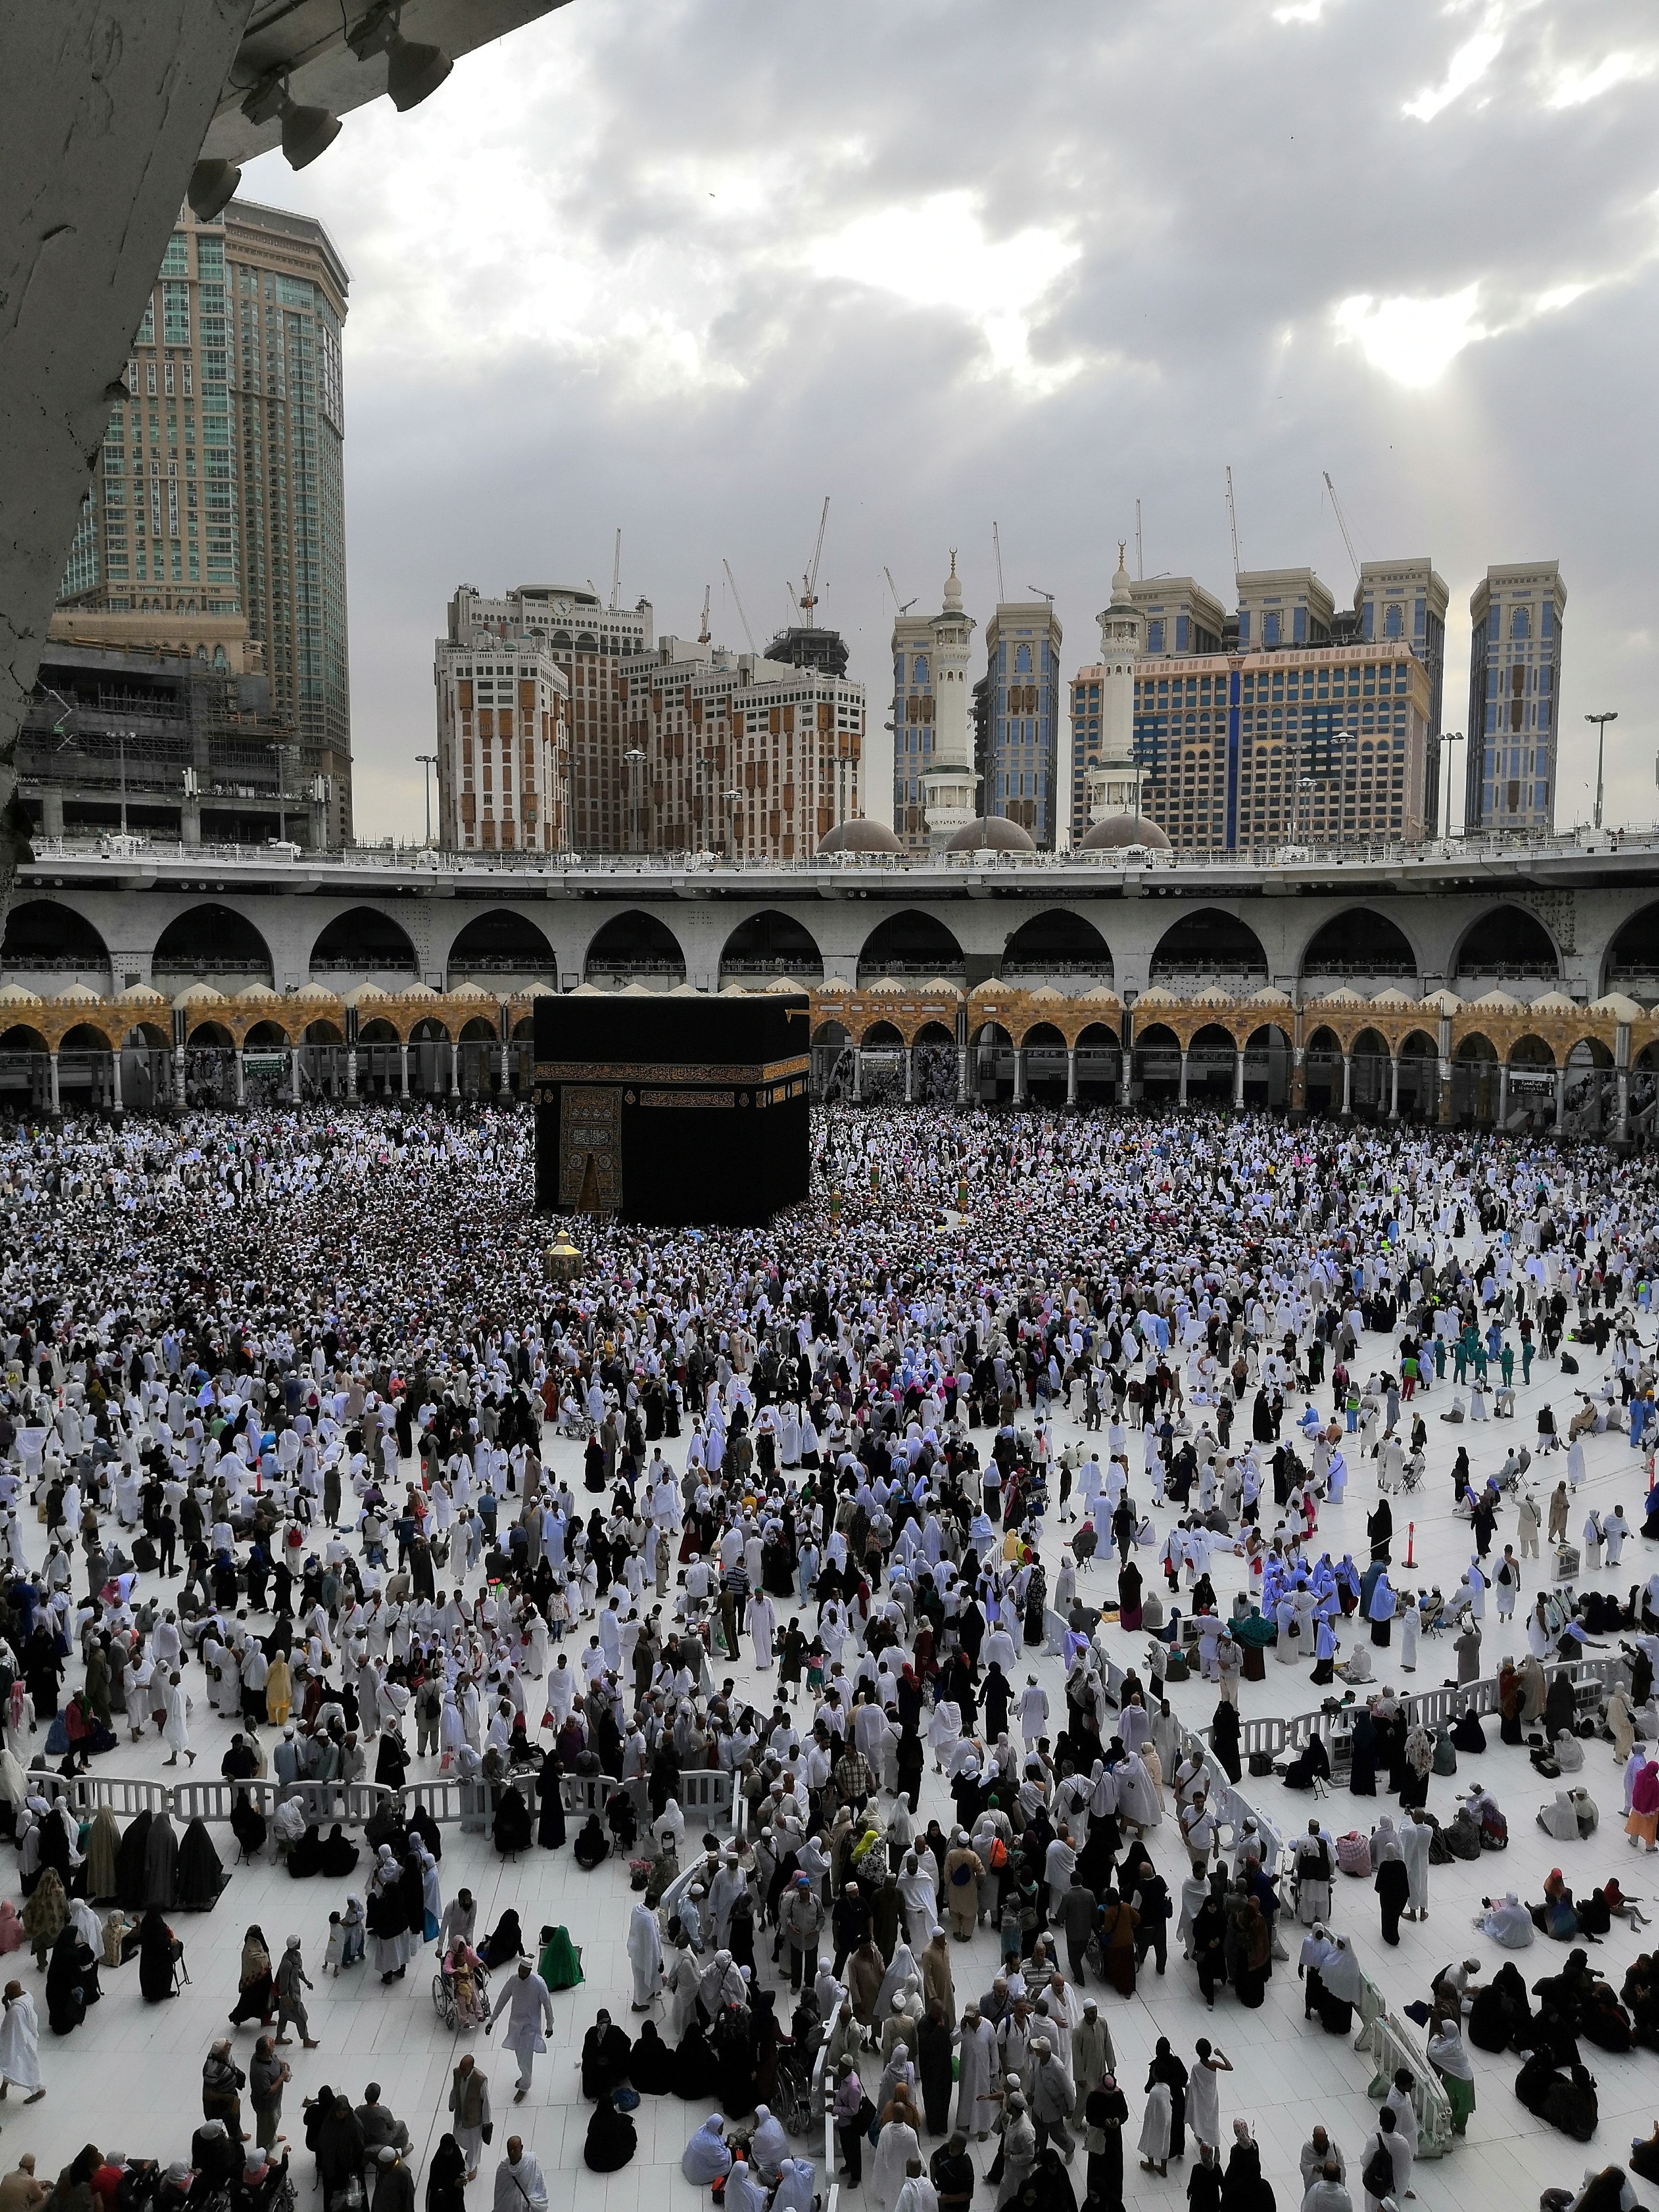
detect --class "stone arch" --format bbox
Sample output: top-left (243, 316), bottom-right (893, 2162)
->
top-left (309, 906), bottom-right (417, 978)
top-left (153, 903), bottom-right (273, 986)
top-left (1602, 902), bottom-right (1659, 1000)
top-left (1242, 1020), bottom-right (1293, 1109)
top-left (1075, 1020), bottom-right (1120, 1102)
top-left (1002, 908), bottom-right (1113, 981)
top-left (1299, 906), bottom-right (1419, 987)
top-left (1, 900), bottom-right (110, 982)
top-left (582, 908), bottom-right (687, 988)
top-left (1348, 1025), bottom-right (1392, 1118)
top-left (719, 910), bottom-right (824, 985)
top-left (1304, 1023), bottom-right (1343, 1116)
top-left (858, 909), bottom-right (965, 985)
top-left (1394, 1027), bottom-right (1439, 1120)
top-left (1453, 1027), bottom-right (1500, 1125)
top-left (446, 909), bottom-right (556, 986)
top-left (1452, 904), bottom-right (1559, 989)
top-left (1507, 1032), bottom-right (1557, 1070)
top-left (1186, 1020), bottom-right (1238, 1098)
top-left (1149, 906), bottom-right (1267, 988)
top-left (1133, 1020), bottom-right (1182, 1099)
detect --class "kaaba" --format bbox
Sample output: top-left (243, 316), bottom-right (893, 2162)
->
top-left (533, 989), bottom-right (812, 1226)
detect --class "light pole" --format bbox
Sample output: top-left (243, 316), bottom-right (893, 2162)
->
top-left (1440, 729), bottom-right (1465, 844)
top-left (722, 786), bottom-right (743, 857)
top-left (117, 730), bottom-right (130, 836)
top-left (624, 746), bottom-right (646, 855)
top-left (415, 753), bottom-right (437, 845)
top-left (1586, 711), bottom-right (1618, 830)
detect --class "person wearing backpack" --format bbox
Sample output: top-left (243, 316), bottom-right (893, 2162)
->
top-left (1358, 2108), bottom-right (1407, 2211)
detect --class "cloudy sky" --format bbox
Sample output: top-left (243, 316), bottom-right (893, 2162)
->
top-left (241, 0), bottom-right (1659, 843)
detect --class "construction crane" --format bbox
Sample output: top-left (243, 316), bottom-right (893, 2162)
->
top-left (721, 558), bottom-right (757, 654)
top-left (1322, 470), bottom-right (1361, 582)
top-left (608, 528), bottom-right (622, 612)
top-left (992, 521), bottom-right (1006, 601)
top-left (698, 585), bottom-right (711, 646)
top-left (1135, 499), bottom-right (1143, 581)
top-left (884, 565), bottom-right (917, 616)
top-left (1025, 584), bottom-right (1055, 606)
top-left (796, 495), bottom-right (830, 626)
top-left (1224, 468), bottom-right (1242, 577)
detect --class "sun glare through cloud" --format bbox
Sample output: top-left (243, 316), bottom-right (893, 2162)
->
top-left (808, 191), bottom-right (1083, 391)
top-left (1332, 284), bottom-right (1487, 387)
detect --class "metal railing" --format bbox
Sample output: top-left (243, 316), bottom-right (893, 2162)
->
top-left (1354, 1976), bottom-right (1456, 2159)
top-left (22, 820), bottom-right (1659, 878)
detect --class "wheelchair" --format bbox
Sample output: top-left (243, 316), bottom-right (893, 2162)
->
top-left (431, 1956), bottom-right (491, 2030)
top-left (771, 2039), bottom-right (815, 2136)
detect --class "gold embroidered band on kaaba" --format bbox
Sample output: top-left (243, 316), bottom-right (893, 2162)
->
top-left (534, 1055), bottom-right (810, 1084)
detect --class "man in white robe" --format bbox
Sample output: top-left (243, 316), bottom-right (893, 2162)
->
top-left (492, 2141), bottom-right (547, 2212)
top-left (954, 2006), bottom-right (1000, 2140)
top-left (627, 1899), bottom-right (663, 2010)
top-left (488, 1961), bottom-right (554, 2102)
top-left (0, 1983), bottom-right (42, 2099)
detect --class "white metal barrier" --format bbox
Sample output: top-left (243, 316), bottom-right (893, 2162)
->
top-left (560, 1773), bottom-right (618, 1816)
top-left (1354, 1974), bottom-right (1456, 2159)
top-left (37, 1773), bottom-right (172, 1818)
top-left (404, 1777), bottom-right (467, 1824)
top-left (1204, 1649), bottom-right (1626, 1773)
top-left (678, 1768), bottom-right (736, 1823)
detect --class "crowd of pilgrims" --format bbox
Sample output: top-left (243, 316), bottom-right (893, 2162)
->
top-left (2, 1103), bottom-right (1659, 2212)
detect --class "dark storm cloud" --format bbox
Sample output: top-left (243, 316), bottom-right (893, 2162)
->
top-left (242, 0), bottom-right (1659, 836)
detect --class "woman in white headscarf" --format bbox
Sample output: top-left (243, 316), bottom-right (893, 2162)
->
top-left (1478, 1894), bottom-right (1534, 1948)
top-left (1318, 1932), bottom-right (1363, 2035)
top-left (875, 1940), bottom-right (921, 2020)
top-left (681, 2114), bottom-right (730, 2185)
top-left (1537, 1790), bottom-right (1580, 1842)
top-left (750, 2104), bottom-right (789, 2180)
top-left (1115, 1750), bottom-right (1160, 1832)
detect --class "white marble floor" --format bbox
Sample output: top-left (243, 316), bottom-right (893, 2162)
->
top-left (6, 1312), bottom-right (1657, 2212)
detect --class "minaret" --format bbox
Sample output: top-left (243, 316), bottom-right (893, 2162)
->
top-left (921, 553), bottom-right (979, 848)
top-left (1086, 541), bottom-right (1145, 825)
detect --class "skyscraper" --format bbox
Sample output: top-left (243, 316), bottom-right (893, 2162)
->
top-left (57, 198), bottom-right (353, 845)
top-left (985, 597), bottom-right (1063, 846)
top-left (223, 201), bottom-right (352, 846)
top-left (445, 583), bottom-right (654, 852)
top-left (1465, 562), bottom-right (1567, 835)
top-left (1355, 559), bottom-right (1447, 828)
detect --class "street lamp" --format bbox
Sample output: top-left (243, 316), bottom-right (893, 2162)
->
top-left (624, 746), bottom-right (647, 855)
top-left (1440, 729), bottom-right (1465, 844)
top-left (1586, 711), bottom-right (1618, 830)
top-left (722, 786), bottom-right (744, 856)
top-left (415, 752), bottom-right (437, 845)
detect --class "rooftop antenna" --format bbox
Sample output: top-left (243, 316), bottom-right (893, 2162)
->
top-left (992, 520), bottom-right (1006, 602)
top-left (1322, 470), bottom-right (1361, 583)
top-left (798, 495), bottom-right (829, 626)
top-left (883, 565), bottom-right (917, 616)
top-left (1225, 467), bottom-right (1242, 577)
top-left (609, 528), bottom-right (622, 612)
top-left (1135, 499), bottom-right (1143, 581)
top-left (698, 585), bottom-right (711, 647)
top-left (721, 558), bottom-right (757, 654)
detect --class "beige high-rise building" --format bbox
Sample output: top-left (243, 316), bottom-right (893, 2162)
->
top-left (434, 629), bottom-right (570, 854)
top-left (623, 638), bottom-right (863, 859)
top-left (446, 584), bottom-right (653, 852)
